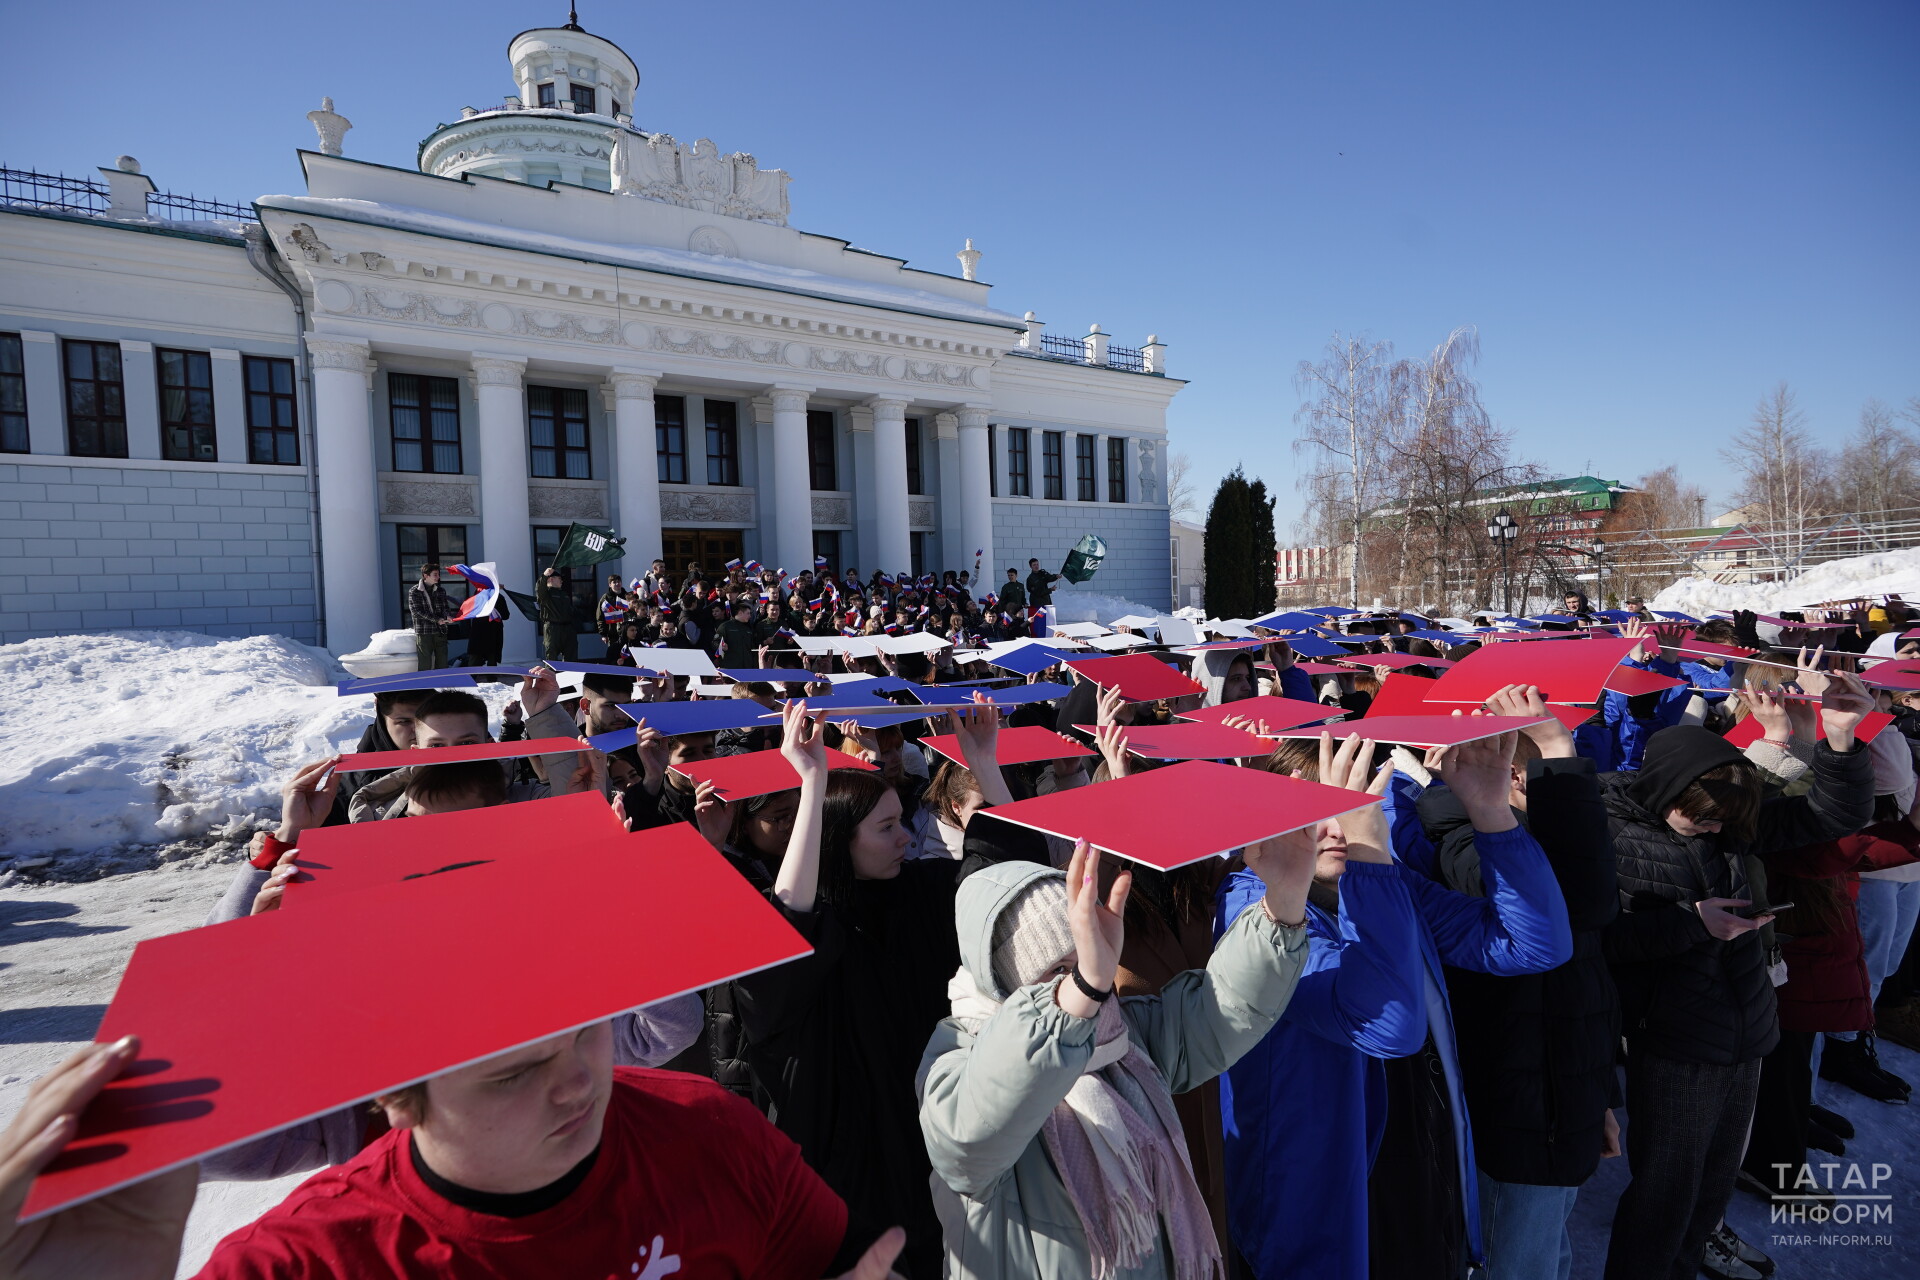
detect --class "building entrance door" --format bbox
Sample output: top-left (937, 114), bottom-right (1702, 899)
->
top-left (660, 528), bottom-right (744, 587)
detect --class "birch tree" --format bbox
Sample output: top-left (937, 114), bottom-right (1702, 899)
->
top-left (1722, 383), bottom-right (1827, 562)
top-left (1294, 334), bottom-right (1393, 607)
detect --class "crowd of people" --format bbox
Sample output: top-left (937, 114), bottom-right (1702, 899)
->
top-left (5, 567), bottom-right (1920, 1280)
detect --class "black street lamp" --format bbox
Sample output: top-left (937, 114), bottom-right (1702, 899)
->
top-left (1590, 538), bottom-right (1606, 607)
top-left (1486, 508), bottom-right (1519, 614)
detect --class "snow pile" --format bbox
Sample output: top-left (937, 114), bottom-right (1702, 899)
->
top-left (1045, 588), bottom-right (1163, 627)
top-left (0, 632), bottom-right (370, 875)
top-left (1651, 548), bottom-right (1920, 617)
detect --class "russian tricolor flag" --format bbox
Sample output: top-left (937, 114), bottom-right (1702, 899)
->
top-left (448, 563), bottom-right (502, 622)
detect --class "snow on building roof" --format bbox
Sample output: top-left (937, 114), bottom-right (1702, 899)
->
top-left (255, 193), bottom-right (1027, 331)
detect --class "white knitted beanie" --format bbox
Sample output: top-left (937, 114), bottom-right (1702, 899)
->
top-left (990, 876), bottom-right (1077, 995)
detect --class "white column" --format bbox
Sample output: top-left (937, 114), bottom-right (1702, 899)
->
top-left (769, 385), bottom-right (815, 577)
top-left (607, 369), bottom-right (663, 568)
top-left (868, 396), bottom-right (912, 577)
top-left (305, 335), bottom-right (382, 654)
top-left (472, 353), bottom-right (534, 659)
top-left (956, 405), bottom-right (994, 586)
top-left (934, 411), bottom-right (962, 574)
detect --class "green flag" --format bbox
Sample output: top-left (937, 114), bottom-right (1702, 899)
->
top-left (1061, 533), bottom-right (1108, 584)
top-left (549, 521), bottom-right (626, 570)
top-left (503, 587), bottom-right (543, 623)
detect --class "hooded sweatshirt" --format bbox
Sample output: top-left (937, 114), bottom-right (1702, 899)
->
top-left (918, 861), bottom-right (1309, 1280)
top-left (1193, 651), bottom-right (1255, 709)
top-left (1601, 724), bottom-right (1875, 1064)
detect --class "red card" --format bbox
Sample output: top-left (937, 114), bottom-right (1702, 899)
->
top-left (1179, 695), bottom-right (1340, 732)
top-left (1676, 640), bottom-right (1760, 660)
top-left (1291, 662), bottom-right (1353, 676)
top-left (288, 791), bottom-right (625, 906)
top-left (332, 737), bottom-right (587, 773)
top-left (1860, 669), bottom-right (1920, 691)
top-left (669, 747), bottom-right (875, 801)
top-left (23, 824), bottom-right (811, 1221)
top-left (920, 726), bottom-right (1094, 767)
top-left (1267, 714), bottom-right (1549, 749)
top-left (1062, 653), bottom-right (1206, 702)
top-left (1328, 653), bottom-right (1456, 671)
top-left (1366, 673), bottom-right (1440, 718)
top-left (985, 761), bottom-right (1379, 870)
top-left (1070, 721), bottom-right (1273, 760)
top-left (1425, 637), bottom-right (1640, 706)
top-left (1723, 710), bottom-right (1892, 749)
top-left (1604, 667), bottom-right (1688, 696)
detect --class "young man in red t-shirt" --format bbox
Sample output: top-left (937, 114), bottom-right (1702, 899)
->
top-left (1, 1029), bottom-right (903, 1280)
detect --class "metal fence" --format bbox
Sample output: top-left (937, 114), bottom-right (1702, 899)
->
top-left (1038, 332), bottom-right (1086, 360)
top-left (0, 165), bottom-right (254, 223)
top-left (1106, 343), bottom-right (1145, 372)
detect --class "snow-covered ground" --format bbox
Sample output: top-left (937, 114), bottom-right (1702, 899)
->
top-left (1653, 547), bottom-right (1920, 618)
top-left (0, 631), bottom-right (511, 881)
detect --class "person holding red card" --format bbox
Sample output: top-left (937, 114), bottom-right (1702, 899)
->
top-left (1217, 729), bottom-right (1573, 1280)
top-left (731, 699), bottom-right (1024, 1278)
top-left (918, 816), bottom-right (1315, 1280)
top-left (1598, 673), bottom-right (1876, 1280)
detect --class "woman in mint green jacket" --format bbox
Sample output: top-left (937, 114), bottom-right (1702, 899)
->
top-left (917, 828), bottom-right (1318, 1280)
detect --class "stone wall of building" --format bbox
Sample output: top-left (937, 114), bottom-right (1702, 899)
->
top-left (0, 460), bottom-right (317, 643)
top-left (992, 499), bottom-right (1171, 612)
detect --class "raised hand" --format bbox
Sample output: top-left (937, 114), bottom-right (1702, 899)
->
top-left (1431, 731), bottom-right (1520, 833)
top-left (0, 1038), bottom-right (199, 1280)
top-left (1094, 682), bottom-right (1127, 728)
top-left (1818, 669), bottom-right (1874, 750)
top-left (1741, 684), bottom-right (1792, 744)
top-left (1484, 683), bottom-right (1574, 758)
top-left (692, 780), bottom-right (730, 851)
top-left (1242, 823), bottom-right (1318, 927)
top-left (275, 758), bottom-right (341, 842)
top-left (1093, 722), bottom-right (1131, 780)
top-left (1058, 840), bottom-right (1129, 1015)
top-left (631, 721), bottom-right (671, 794)
top-left (949, 695), bottom-right (1013, 805)
top-left (250, 848), bottom-right (302, 915)
top-left (1794, 646), bottom-right (1831, 699)
top-left (518, 664), bottom-right (560, 717)
top-left (565, 741), bottom-right (608, 796)
top-left (778, 700), bottom-right (827, 787)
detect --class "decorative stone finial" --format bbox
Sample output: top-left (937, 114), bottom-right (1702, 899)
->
top-left (115, 156), bottom-right (141, 174)
top-left (307, 98), bottom-right (353, 157)
top-left (956, 238), bottom-right (982, 282)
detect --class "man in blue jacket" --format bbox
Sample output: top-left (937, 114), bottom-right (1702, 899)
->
top-left (1217, 722), bottom-right (1573, 1280)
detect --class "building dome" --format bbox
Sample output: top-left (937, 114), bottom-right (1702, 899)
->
top-left (419, 15), bottom-right (642, 191)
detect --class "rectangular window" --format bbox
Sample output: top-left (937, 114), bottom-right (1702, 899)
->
top-left (389, 373), bottom-right (462, 473)
top-left (157, 348), bottom-right (217, 462)
top-left (569, 83), bottom-right (597, 113)
top-left (1107, 436), bottom-right (1127, 503)
top-left (705, 399), bottom-right (740, 486)
top-left (987, 425), bottom-right (998, 498)
top-left (534, 526), bottom-right (600, 622)
top-left (63, 339), bottom-right (126, 457)
top-left (808, 409), bottom-right (838, 490)
top-left (910, 531), bottom-right (928, 580)
top-left (1008, 427), bottom-right (1030, 497)
top-left (244, 356), bottom-right (299, 464)
top-left (536, 83), bottom-right (556, 107)
top-left (528, 385), bottom-right (591, 479)
top-left (0, 333), bottom-right (27, 454)
top-left (1075, 434), bottom-right (1096, 502)
top-left (397, 524), bottom-right (468, 621)
top-left (812, 529), bottom-right (841, 576)
top-left (655, 394), bottom-right (687, 484)
top-left (611, 98), bottom-right (623, 117)
top-left (904, 417), bottom-right (924, 495)
top-left (1042, 431), bottom-right (1064, 501)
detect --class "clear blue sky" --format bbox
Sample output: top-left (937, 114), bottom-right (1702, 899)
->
top-left (5, 1), bottom-right (1913, 533)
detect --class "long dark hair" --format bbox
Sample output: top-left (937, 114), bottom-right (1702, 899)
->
top-left (818, 768), bottom-right (893, 909)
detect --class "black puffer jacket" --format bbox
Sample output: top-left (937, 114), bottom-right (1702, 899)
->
top-left (1419, 756), bottom-right (1621, 1186)
top-left (1601, 726), bottom-right (1874, 1065)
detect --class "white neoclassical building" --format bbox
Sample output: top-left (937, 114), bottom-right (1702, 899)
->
top-left (0, 15), bottom-right (1182, 654)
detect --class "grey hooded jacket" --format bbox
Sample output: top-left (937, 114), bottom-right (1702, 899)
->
top-left (917, 860), bottom-right (1309, 1279)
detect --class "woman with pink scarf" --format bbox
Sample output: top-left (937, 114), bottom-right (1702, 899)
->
top-left (916, 835), bottom-right (1314, 1279)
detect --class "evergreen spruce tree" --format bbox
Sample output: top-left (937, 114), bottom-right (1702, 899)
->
top-left (1248, 477), bottom-right (1278, 616)
top-left (1204, 468), bottom-right (1256, 617)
